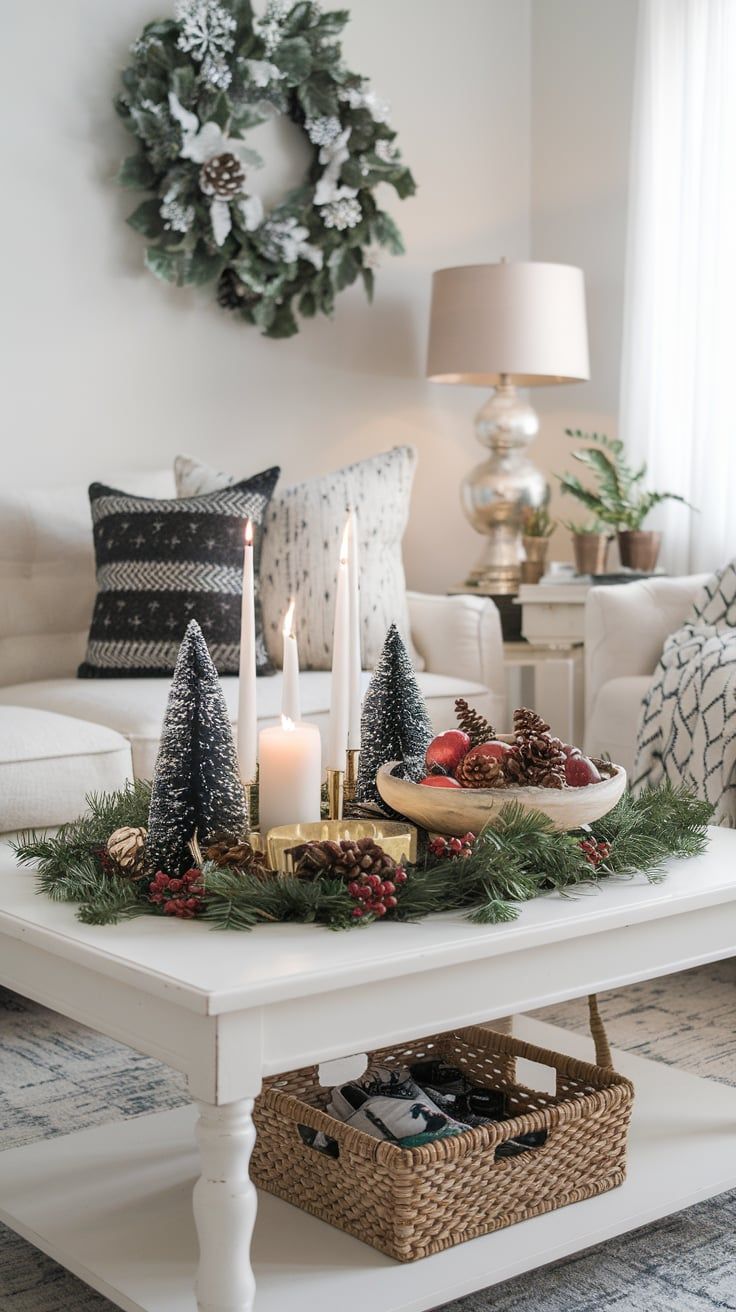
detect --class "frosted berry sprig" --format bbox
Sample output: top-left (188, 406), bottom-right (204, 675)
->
top-left (428, 832), bottom-right (476, 861)
top-left (579, 837), bottom-right (611, 868)
top-left (348, 866), bottom-right (408, 920)
top-left (149, 868), bottom-right (206, 918)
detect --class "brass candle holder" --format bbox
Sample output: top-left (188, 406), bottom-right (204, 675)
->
top-left (344, 748), bottom-right (359, 805)
top-left (267, 819), bottom-right (417, 874)
top-left (326, 768), bottom-right (345, 821)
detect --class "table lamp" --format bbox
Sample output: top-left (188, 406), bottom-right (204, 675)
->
top-left (426, 260), bottom-right (589, 595)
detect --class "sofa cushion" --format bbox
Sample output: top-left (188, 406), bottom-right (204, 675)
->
top-left (0, 471), bottom-right (176, 688)
top-left (0, 673), bottom-right (495, 781)
top-left (79, 470), bottom-right (280, 679)
top-left (0, 707), bottom-right (133, 834)
top-left (175, 447), bottom-right (421, 671)
top-left (584, 675), bottom-right (651, 776)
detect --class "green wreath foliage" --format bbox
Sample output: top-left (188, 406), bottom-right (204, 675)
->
top-left (115, 0), bottom-right (416, 336)
top-left (14, 781), bottom-right (712, 931)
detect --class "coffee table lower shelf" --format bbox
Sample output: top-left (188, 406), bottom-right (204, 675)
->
top-left (1, 1018), bottom-right (735, 1312)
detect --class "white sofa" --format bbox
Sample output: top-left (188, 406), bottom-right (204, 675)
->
top-left (0, 474), bottom-right (506, 833)
top-left (584, 574), bottom-right (707, 774)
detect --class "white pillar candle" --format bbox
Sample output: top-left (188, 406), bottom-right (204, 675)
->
top-left (347, 510), bottom-right (362, 749)
top-left (281, 598), bottom-right (301, 723)
top-left (258, 716), bottom-right (322, 836)
top-left (326, 518), bottom-right (350, 771)
top-left (236, 520), bottom-right (258, 784)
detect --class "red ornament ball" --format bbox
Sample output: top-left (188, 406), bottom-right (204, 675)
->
top-left (425, 730), bottom-right (471, 776)
top-left (419, 774), bottom-right (463, 788)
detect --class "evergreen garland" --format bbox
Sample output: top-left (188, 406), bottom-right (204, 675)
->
top-left (14, 782), bottom-right (713, 931)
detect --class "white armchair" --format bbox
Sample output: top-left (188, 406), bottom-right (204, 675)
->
top-left (585, 575), bottom-right (708, 772)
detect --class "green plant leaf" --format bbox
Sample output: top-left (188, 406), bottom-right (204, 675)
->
top-left (275, 36), bottom-right (312, 81)
top-left (391, 167), bottom-right (417, 199)
top-left (329, 246), bottom-right (359, 291)
top-left (361, 266), bottom-right (374, 302)
top-left (298, 73), bottom-right (339, 118)
top-left (127, 199), bottom-right (165, 239)
top-left (117, 153), bottom-right (157, 190)
top-left (144, 246), bottom-right (191, 285)
top-left (372, 210), bottom-right (404, 254)
top-left (171, 64), bottom-right (197, 102)
top-left (266, 302), bottom-right (299, 338)
top-left (188, 244), bottom-right (226, 286)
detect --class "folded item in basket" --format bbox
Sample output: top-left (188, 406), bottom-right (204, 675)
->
top-left (325, 1080), bottom-right (470, 1147)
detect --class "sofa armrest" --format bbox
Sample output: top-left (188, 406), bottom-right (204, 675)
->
top-left (407, 591), bottom-right (506, 695)
top-left (585, 574), bottom-right (708, 728)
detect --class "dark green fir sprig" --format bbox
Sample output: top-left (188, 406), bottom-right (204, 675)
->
top-left (13, 781), bottom-right (713, 931)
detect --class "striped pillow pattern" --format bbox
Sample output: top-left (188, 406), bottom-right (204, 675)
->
top-left (78, 470), bottom-right (280, 678)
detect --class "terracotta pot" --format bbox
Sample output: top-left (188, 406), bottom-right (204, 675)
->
top-left (520, 536), bottom-right (549, 584)
top-left (572, 533), bottom-right (611, 576)
top-left (617, 530), bottom-right (662, 572)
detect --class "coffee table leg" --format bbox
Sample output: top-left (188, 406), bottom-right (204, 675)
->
top-left (193, 1099), bottom-right (257, 1311)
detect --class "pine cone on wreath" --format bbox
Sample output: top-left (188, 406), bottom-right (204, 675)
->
top-left (456, 748), bottom-right (506, 790)
top-left (217, 268), bottom-right (259, 311)
top-left (287, 837), bottom-right (398, 881)
top-left (203, 835), bottom-right (268, 875)
top-left (504, 706), bottom-right (566, 790)
top-left (106, 826), bottom-right (147, 875)
top-left (454, 697), bottom-right (497, 748)
top-left (199, 152), bottom-right (246, 199)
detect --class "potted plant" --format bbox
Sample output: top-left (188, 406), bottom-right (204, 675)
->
top-left (521, 506), bottom-right (555, 583)
top-left (558, 429), bottom-right (691, 572)
top-left (562, 519), bottom-right (614, 576)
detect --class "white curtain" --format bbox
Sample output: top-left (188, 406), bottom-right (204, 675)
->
top-left (620, 0), bottom-right (736, 575)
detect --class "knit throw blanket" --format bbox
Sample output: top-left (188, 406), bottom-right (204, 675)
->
top-left (634, 563), bottom-right (736, 825)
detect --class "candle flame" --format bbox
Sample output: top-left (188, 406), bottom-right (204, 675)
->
top-left (281, 714), bottom-right (295, 732)
top-left (282, 597), bottom-right (296, 639)
top-left (244, 519), bottom-right (253, 546)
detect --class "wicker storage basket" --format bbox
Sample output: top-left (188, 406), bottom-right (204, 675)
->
top-left (251, 997), bottom-right (634, 1262)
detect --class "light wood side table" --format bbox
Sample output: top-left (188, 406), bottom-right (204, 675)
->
top-left (503, 640), bottom-right (584, 746)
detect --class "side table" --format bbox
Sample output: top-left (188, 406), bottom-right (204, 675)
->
top-left (503, 641), bottom-right (584, 745)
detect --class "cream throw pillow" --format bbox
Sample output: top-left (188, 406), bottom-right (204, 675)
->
top-left (174, 447), bottom-right (420, 670)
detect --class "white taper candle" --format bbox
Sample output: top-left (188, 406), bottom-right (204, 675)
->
top-left (236, 519), bottom-right (258, 783)
top-left (281, 598), bottom-right (301, 723)
top-left (326, 517), bottom-right (351, 771)
top-left (347, 510), bottom-right (362, 748)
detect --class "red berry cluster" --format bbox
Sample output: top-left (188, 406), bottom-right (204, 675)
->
top-left (348, 867), bottom-right (408, 919)
top-left (429, 832), bottom-right (476, 861)
top-left (579, 837), bottom-right (611, 868)
top-left (149, 868), bottom-right (205, 918)
top-left (95, 845), bottom-right (117, 876)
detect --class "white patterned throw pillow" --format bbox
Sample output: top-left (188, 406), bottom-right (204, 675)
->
top-left (174, 448), bottom-right (420, 671)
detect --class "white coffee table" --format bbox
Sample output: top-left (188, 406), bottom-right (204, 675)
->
top-left (1, 833), bottom-right (736, 1312)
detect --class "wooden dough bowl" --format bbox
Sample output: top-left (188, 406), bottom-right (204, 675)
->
top-left (376, 761), bottom-right (627, 836)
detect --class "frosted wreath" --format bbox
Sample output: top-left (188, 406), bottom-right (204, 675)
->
top-left (116, 0), bottom-right (415, 336)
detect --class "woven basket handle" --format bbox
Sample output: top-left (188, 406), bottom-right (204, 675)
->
top-left (587, 994), bottom-right (612, 1068)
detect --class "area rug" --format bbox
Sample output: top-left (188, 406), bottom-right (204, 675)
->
top-left (0, 962), bottom-right (734, 1312)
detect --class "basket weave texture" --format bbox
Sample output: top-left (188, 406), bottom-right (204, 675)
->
top-left (251, 998), bottom-right (634, 1262)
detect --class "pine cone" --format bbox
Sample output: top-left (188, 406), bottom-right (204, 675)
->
top-left (504, 705), bottom-right (566, 789)
top-left (199, 152), bottom-right (245, 199)
top-left (286, 837), bottom-right (398, 881)
top-left (107, 825), bottom-right (147, 874)
top-left (456, 750), bottom-right (506, 789)
top-left (203, 835), bottom-right (268, 875)
top-left (513, 706), bottom-right (551, 737)
top-left (455, 697), bottom-right (497, 747)
top-left (217, 268), bottom-right (259, 311)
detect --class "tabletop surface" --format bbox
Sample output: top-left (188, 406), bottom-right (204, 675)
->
top-left (1, 830), bottom-right (735, 1016)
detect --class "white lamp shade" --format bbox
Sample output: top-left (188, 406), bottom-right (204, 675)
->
top-left (426, 261), bottom-right (590, 387)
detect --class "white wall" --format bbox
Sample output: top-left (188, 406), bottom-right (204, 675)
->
top-left (530, 0), bottom-right (639, 562)
top-left (2, 0), bottom-right (530, 596)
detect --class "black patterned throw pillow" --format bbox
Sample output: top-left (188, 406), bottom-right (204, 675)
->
top-left (78, 470), bottom-right (280, 678)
